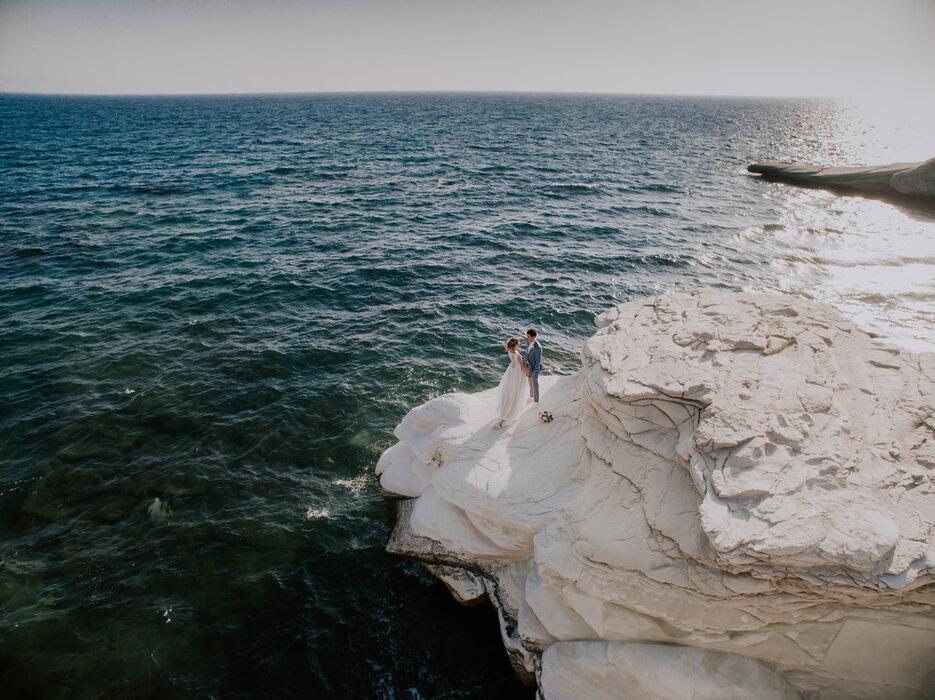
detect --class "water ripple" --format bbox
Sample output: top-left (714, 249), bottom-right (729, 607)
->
top-left (1, 92), bottom-right (933, 697)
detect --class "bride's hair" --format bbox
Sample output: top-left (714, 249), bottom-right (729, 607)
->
top-left (506, 337), bottom-right (520, 350)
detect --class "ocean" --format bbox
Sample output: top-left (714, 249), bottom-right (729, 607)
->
top-left (2, 93), bottom-right (933, 697)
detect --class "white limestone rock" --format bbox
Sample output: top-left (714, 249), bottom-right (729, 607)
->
top-left (539, 641), bottom-right (802, 700)
top-left (422, 564), bottom-right (487, 605)
top-left (379, 290), bottom-right (935, 699)
top-left (748, 157), bottom-right (935, 199)
top-left (891, 158), bottom-right (935, 198)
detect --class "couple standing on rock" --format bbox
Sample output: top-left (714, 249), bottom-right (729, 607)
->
top-left (494, 328), bottom-right (542, 429)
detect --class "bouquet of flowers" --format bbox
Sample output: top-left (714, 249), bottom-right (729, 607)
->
top-left (539, 410), bottom-right (553, 423)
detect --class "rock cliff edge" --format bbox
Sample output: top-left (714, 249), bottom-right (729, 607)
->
top-left (748, 158), bottom-right (935, 199)
top-left (377, 290), bottom-right (935, 699)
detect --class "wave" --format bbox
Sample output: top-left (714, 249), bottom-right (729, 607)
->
top-left (495, 221), bottom-right (543, 234)
top-left (477, 164), bottom-right (514, 174)
top-left (266, 166), bottom-right (298, 176)
top-left (11, 246), bottom-right (48, 257)
top-left (807, 255), bottom-right (935, 268)
top-left (634, 182), bottom-right (683, 193)
top-left (598, 203), bottom-right (677, 218)
top-left (638, 253), bottom-right (691, 269)
top-left (107, 182), bottom-right (190, 196)
top-left (543, 183), bottom-right (600, 196)
top-left (334, 475), bottom-right (372, 496)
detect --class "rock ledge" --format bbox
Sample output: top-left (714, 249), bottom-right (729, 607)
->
top-left (378, 290), bottom-right (935, 699)
top-left (748, 157), bottom-right (935, 199)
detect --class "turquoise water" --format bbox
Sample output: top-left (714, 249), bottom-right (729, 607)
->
top-left (2, 93), bottom-right (933, 697)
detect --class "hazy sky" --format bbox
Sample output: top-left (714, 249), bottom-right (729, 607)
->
top-left (2, 0), bottom-right (934, 97)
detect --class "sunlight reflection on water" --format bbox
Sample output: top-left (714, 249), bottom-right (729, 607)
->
top-left (742, 98), bottom-right (935, 352)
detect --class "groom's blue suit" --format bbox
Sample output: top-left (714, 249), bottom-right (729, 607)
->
top-left (523, 340), bottom-right (542, 403)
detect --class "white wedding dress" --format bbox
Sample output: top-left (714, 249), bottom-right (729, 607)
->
top-left (496, 350), bottom-right (528, 424)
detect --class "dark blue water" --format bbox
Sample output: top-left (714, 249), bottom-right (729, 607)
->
top-left (2, 93), bottom-right (932, 697)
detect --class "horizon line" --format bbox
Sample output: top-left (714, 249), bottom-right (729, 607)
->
top-left (0, 88), bottom-right (838, 101)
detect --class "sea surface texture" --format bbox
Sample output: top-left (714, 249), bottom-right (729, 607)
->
top-left (2, 94), bottom-right (933, 697)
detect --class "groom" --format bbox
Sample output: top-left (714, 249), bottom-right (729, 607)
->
top-left (522, 328), bottom-right (542, 403)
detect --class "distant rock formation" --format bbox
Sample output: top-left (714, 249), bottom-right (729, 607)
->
top-left (378, 290), bottom-right (935, 699)
top-left (749, 157), bottom-right (935, 199)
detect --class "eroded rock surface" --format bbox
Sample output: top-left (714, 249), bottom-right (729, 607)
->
top-left (377, 290), bottom-right (935, 699)
top-left (748, 157), bottom-right (935, 199)
top-left (540, 641), bottom-right (802, 700)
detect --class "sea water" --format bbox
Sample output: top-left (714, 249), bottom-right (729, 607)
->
top-left (2, 93), bottom-right (933, 696)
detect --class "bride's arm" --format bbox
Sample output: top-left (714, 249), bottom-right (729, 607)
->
top-left (517, 352), bottom-right (531, 374)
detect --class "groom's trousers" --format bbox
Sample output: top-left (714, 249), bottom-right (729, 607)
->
top-left (528, 372), bottom-right (540, 403)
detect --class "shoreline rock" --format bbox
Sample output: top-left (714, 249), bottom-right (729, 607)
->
top-left (748, 157), bottom-right (935, 200)
top-left (378, 290), bottom-right (935, 699)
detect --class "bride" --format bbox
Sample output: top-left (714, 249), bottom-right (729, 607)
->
top-left (494, 337), bottom-right (529, 428)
